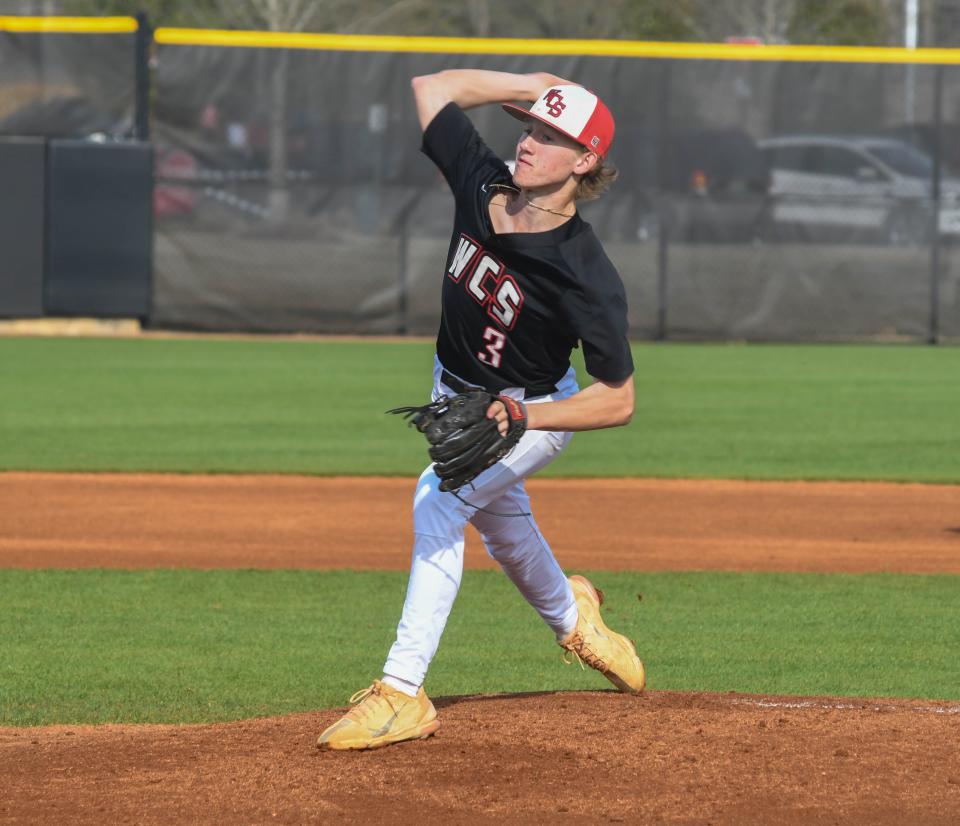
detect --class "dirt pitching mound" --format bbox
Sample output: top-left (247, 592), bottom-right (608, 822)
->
top-left (3, 472), bottom-right (959, 823)
top-left (2, 690), bottom-right (958, 825)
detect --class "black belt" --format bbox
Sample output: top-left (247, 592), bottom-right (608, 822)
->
top-left (440, 369), bottom-right (556, 400)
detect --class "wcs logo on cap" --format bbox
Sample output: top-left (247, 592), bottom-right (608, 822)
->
top-left (543, 88), bottom-right (567, 118)
top-left (503, 84), bottom-right (615, 158)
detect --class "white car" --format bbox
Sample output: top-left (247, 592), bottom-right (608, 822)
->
top-left (758, 135), bottom-right (960, 243)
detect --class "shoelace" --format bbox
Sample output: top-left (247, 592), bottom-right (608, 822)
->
top-left (561, 633), bottom-right (609, 673)
top-left (345, 682), bottom-right (398, 722)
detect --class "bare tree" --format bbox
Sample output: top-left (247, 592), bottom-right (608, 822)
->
top-left (682, 0), bottom-right (800, 43)
top-left (467, 0), bottom-right (491, 37)
top-left (667, 0), bottom-right (892, 46)
top-left (203, 1), bottom-right (308, 222)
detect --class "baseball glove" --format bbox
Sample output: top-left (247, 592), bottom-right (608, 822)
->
top-left (388, 390), bottom-right (527, 492)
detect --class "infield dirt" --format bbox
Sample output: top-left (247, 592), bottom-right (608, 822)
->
top-left (3, 473), bottom-right (960, 572)
top-left (2, 473), bottom-right (959, 824)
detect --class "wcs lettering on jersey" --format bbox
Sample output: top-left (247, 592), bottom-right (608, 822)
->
top-left (421, 102), bottom-right (634, 395)
top-left (446, 233), bottom-right (524, 331)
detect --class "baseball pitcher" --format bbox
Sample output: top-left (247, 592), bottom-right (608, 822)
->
top-left (318, 69), bottom-right (643, 751)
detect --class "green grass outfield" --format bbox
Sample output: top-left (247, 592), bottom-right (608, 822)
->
top-left (1, 337), bottom-right (958, 724)
top-left (2, 569), bottom-right (958, 726)
top-left (0, 337), bottom-right (958, 480)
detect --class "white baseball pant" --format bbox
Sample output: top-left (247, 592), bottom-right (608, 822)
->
top-left (382, 357), bottom-right (580, 689)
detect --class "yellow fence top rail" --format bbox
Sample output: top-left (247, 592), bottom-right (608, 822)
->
top-left (5, 19), bottom-right (960, 64)
top-left (0, 16), bottom-right (137, 33)
top-left (154, 27), bottom-right (960, 64)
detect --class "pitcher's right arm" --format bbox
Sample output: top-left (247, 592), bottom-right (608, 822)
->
top-left (411, 70), bottom-right (565, 131)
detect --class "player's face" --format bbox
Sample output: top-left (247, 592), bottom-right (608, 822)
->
top-left (513, 121), bottom-right (592, 189)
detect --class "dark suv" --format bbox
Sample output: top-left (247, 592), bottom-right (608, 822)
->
top-left (604, 126), bottom-right (771, 244)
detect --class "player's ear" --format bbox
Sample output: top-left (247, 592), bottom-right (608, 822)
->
top-left (574, 150), bottom-right (600, 175)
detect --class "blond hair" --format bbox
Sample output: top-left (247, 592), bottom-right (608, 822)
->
top-left (575, 158), bottom-right (618, 201)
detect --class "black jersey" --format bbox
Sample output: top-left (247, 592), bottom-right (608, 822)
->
top-left (422, 102), bottom-right (633, 397)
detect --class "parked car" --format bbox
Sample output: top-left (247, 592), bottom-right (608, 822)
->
top-left (881, 122), bottom-right (960, 177)
top-left (660, 128), bottom-right (772, 243)
top-left (758, 134), bottom-right (960, 244)
top-left (613, 126), bottom-right (771, 243)
top-left (154, 146), bottom-right (198, 217)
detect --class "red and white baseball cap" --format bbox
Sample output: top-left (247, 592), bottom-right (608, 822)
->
top-left (503, 85), bottom-right (615, 158)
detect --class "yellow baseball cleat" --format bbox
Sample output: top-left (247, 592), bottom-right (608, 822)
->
top-left (316, 680), bottom-right (440, 751)
top-left (559, 575), bottom-right (646, 693)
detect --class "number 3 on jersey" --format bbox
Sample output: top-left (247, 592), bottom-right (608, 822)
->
top-left (477, 326), bottom-right (507, 368)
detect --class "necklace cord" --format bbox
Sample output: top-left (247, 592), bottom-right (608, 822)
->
top-left (488, 182), bottom-right (574, 219)
top-left (523, 197), bottom-right (574, 219)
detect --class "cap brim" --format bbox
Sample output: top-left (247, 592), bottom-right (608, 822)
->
top-left (501, 103), bottom-right (588, 150)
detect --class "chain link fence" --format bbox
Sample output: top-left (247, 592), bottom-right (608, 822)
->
top-left (1, 20), bottom-right (958, 341)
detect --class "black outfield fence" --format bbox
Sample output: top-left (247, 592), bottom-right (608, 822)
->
top-left (1, 19), bottom-right (959, 342)
top-left (0, 17), bottom-right (152, 320)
